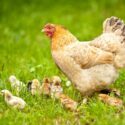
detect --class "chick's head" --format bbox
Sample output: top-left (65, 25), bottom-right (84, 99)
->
top-left (9, 75), bottom-right (17, 83)
top-left (1, 90), bottom-right (12, 99)
top-left (51, 76), bottom-right (61, 84)
top-left (32, 79), bottom-right (40, 89)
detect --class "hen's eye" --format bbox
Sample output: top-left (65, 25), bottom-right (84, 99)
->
top-left (48, 27), bottom-right (51, 29)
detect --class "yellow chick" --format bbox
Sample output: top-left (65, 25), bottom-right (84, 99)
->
top-left (9, 75), bottom-right (25, 93)
top-left (30, 79), bottom-right (41, 95)
top-left (1, 90), bottom-right (26, 109)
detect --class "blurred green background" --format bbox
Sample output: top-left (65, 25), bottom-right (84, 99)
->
top-left (0, 0), bottom-right (125, 124)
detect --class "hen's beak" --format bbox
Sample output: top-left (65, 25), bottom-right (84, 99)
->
top-left (41, 29), bottom-right (45, 32)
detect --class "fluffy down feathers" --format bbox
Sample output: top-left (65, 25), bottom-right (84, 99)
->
top-left (9, 75), bottom-right (25, 93)
top-left (1, 90), bottom-right (26, 109)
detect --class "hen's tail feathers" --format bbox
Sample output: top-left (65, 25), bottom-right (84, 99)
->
top-left (103, 16), bottom-right (125, 38)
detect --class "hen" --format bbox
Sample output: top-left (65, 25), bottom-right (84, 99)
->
top-left (42, 16), bottom-right (125, 96)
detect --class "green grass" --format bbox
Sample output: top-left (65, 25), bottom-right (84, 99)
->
top-left (1, 0), bottom-right (125, 124)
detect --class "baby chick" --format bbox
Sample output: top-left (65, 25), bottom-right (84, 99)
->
top-left (58, 93), bottom-right (78, 111)
top-left (9, 75), bottom-right (25, 93)
top-left (50, 82), bottom-right (63, 99)
top-left (50, 76), bottom-right (63, 98)
top-left (98, 94), bottom-right (123, 107)
top-left (1, 90), bottom-right (26, 109)
top-left (41, 78), bottom-right (51, 95)
top-left (27, 79), bottom-right (41, 95)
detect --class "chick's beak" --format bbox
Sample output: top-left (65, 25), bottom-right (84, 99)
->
top-left (0, 91), bottom-right (4, 96)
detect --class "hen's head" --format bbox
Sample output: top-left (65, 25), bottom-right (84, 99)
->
top-left (42, 23), bottom-right (56, 38)
top-left (42, 23), bottom-right (77, 50)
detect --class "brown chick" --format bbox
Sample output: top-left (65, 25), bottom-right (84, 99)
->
top-left (57, 93), bottom-right (78, 111)
top-left (42, 23), bottom-right (118, 96)
top-left (40, 78), bottom-right (51, 95)
top-left (98, 94), bottom-right (123, 107)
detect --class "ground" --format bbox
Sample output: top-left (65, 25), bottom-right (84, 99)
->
top-left (0, 0), bottom-right (125, 124)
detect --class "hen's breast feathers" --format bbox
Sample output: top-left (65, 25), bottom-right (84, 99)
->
top-left (64, 42), bottom-right (114, 69)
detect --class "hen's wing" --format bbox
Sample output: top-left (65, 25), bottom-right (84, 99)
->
top-left (65, 42), bottom-right (114, 69)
